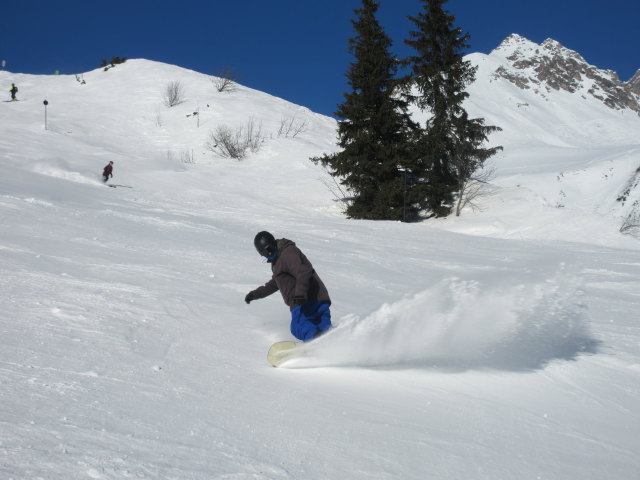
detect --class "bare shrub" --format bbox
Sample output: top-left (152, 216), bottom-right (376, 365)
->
top-left (179, 149), bottom-right (196, 164)
top-left (277, 115), bottom-right (308, 138)
top-left (318, 165), bottom-right (355, 214)
top-left (206, 126), bottom-right (244, 159)
top-left (154, 109), bottom-right (164, 127)
top-left (167, 149), bottom-right (196, 165)
top-left (163, 81), bottom-right (186, 107)
top-left (620, 203), bottom-right (640, 238)
top-left (212, 67), bottom-right (239, 93)
top-left (244, 117), bottom-right (265, 152)
top-left (206, 117), bottom-right (265, 160)
top-left (455, 164), bottom-right (497, 216)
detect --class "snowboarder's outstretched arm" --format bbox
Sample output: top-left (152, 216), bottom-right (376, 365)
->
top-left (245, 279), bottom-right (278, 304)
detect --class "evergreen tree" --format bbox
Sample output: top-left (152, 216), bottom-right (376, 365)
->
top-left (312, 0), bottom-right (416, 221)
top-left (404, 0), bottom-right (501, 217)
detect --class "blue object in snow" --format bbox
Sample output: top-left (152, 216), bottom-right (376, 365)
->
top-left (290, 301), bottom-right (331, 341)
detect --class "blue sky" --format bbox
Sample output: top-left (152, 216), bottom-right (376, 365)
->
top-left (2, 0), bottom-right (638, 117)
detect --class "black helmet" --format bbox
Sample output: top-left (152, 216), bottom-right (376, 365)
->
top-left (254, 231), bottom-right (277, 257)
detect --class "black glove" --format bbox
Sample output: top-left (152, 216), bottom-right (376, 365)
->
top-left (245, 292), bottom-right (255, 304)
top-left (292, 295), bottom-right (306, 306)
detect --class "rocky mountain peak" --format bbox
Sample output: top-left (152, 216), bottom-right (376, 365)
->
top-left (489, 35), bottom-right (640, 115)
top-left (628, 70), bottom-right (640, 96)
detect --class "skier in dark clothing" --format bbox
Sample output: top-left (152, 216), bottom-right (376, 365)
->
top-left (245, 231), bottom-right (332, 342)
top-left (9, 83), bottom-right (17, 101)
top-left (102, 161), bottom-right (113, 183)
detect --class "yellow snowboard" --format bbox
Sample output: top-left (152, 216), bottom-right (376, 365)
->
top-left (267, 341), bottom-right (301, 367)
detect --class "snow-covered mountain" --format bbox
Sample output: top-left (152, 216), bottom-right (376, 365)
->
top-left (489, 34), bottom-right (640, 114)
top-left (453, 34), bottom-right (640, 241)
top-left (1, 37), bottom-right (639, 480)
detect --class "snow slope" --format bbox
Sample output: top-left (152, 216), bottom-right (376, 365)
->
top-left (1, 56), bottom-right (640, 479)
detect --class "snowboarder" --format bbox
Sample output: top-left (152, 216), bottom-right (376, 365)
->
top-left (245, 231), bottom-right (332, 342)
top-left (102, 161), bottom-right (114, 183)
top-left (9, 83), bottom-right (17, 101)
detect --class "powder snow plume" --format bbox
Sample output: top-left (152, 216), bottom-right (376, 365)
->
top-left (285, 268), bottom-right (595, 370)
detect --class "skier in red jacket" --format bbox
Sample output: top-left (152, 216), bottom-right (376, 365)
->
top-left (102, 161), bottom-right (113, 183)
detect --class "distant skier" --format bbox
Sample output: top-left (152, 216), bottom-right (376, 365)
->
top-left (244, 231), bottom-right (332, 341)
top-left (9, 83), bottom-right (17, 101)
top-left (102, 161), bottom-right (114, 183)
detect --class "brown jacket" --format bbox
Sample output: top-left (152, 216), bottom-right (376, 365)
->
top-left (251, 239), bottom-right (331, 310)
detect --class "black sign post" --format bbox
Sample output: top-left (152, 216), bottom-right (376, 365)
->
top-left (43, 100), bottom-right (49, 130)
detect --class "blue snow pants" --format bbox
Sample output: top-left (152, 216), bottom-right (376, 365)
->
top-left (290, 301), bottom-right (331, 342)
